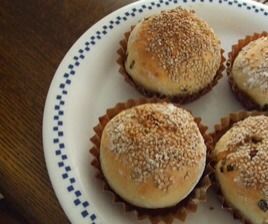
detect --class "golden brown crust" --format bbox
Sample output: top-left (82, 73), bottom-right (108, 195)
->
top-left (117, 32), bottom-right (225, 103)
top-left (211, 111), bottom-right (268, 224)
top-left (228, 77), bottom-right (268, 110)
top-left (227, 32), bottom-right (268, 111)
top-left (100, 103), bottom-right (206, 208)
top-left (90, 98), bottom-right (213, 224)
top-left (117, 8), bottom-right (224, 103)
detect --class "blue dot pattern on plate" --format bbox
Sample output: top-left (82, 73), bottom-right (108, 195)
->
top-left (51, 0), bottom-right (268, 222)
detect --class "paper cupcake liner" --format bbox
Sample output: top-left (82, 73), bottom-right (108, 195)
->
top-left (226, 32), bottom-right (268, 111)
top-left (116, 28), bottom-right (225, 104)
top-left (90, 98), bottom-right (213, 224)
top-left (210, 111), bottom-right (268, 224)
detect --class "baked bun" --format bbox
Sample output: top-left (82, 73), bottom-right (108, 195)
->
top-left (125, 7), bottom-right (221, 97)
top-left (100, 103), bottom-right (207, 209)
top-left (213, 115), bottom-right (268, 224)
top-left (230, 36), bottom-right (268, 109)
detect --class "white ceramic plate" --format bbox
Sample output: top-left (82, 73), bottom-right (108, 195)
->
top-left (43, 0), bottom-right (268, 223)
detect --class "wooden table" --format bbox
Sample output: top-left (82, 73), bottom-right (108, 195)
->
top-left (0, 0), bottom-right (267, 223)
top-left (0, 1), bottom-right (136, 223)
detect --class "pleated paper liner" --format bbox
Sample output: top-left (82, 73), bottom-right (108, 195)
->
top-left (90, 98), bottom-right (213, 224)
top-left (226, 31), bottom-right (268, 111)
top-left (116, 28), bottom-right (226, 104)
top-left (210, 111), bottom-right (268, 224)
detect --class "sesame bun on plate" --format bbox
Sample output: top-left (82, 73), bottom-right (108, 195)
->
top-left (90, 98), bottom-right (212, 223)
top-left (117, 7), bottom-right (225, 103)
top-left (211, 111), bottom-right (268, 224)
top-left (227, 32), bottom-right (268, 110)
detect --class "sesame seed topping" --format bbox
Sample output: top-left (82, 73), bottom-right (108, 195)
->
top-left (217, 115), bottom-right (268, 197)
top-left (233, 36), bottom-right (268, 92)
top-left (141, 7), bottom-right (221, 85)
top-left (105, 103), bottom-right (206, 191)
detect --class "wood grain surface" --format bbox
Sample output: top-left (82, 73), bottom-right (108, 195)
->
top-left (0, 0), bottom-right (267, 223)
top-left (0, 200), bottom-right (27, 224)
top-left (0, 1), bottom-right (135, 223)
